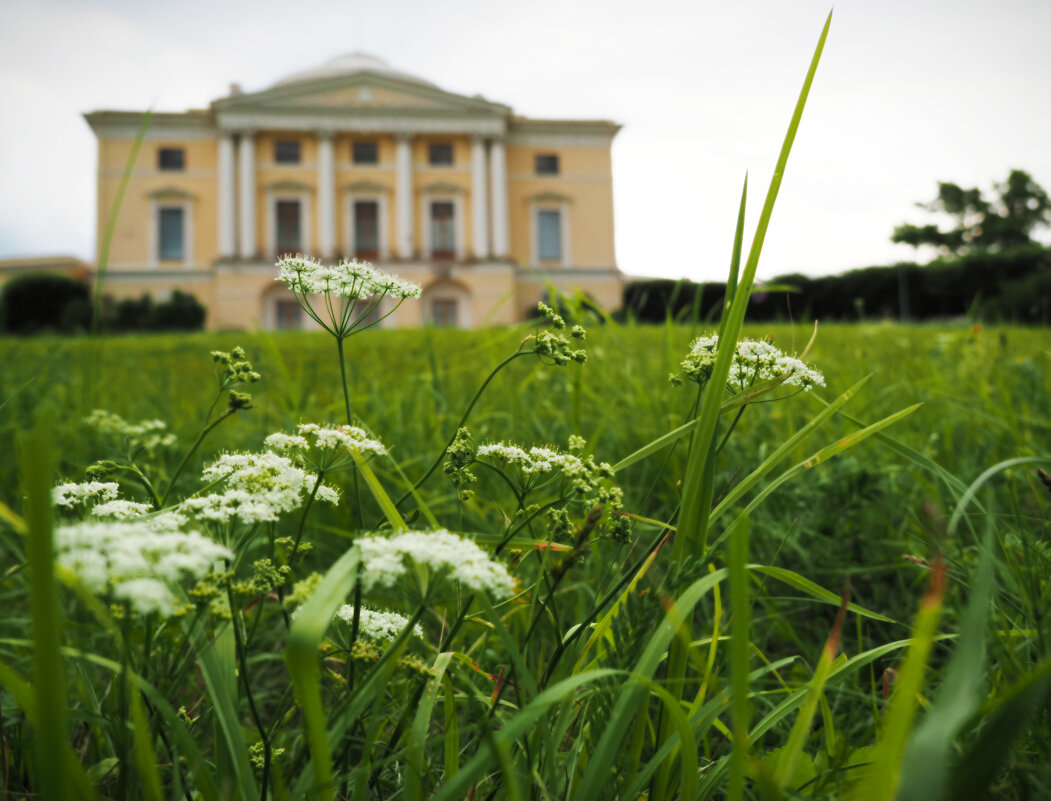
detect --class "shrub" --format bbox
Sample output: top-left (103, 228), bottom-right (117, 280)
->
top-left (0, 273), bottom-right (92, 334)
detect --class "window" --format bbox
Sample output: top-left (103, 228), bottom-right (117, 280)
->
top-left (430, 201), bottom-right (456, 259)
top-left (158, 207), bottom-right (185, 260)
top-left (353, 142), bottom-right (378, 165)
top-left (538, 210), bottom-right (562, 261)
top-left (275, 299), bottom-right (301, 330)
top-left (158, 148), bottom-right (185, 171)
top-left (428, 143), bottom-right (453, 166)
top-left (354, 201), bottom-right (379, 259)
top-left (275, 200), bottom-right (301, 254)
top-left (431, 298), bottom-right (458, 328)
top-left (274, 140), bottom-right (301, 164)
top-left (535, 154), bottom-right (560, 175)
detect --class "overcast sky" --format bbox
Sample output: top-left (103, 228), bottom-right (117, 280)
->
top-left (2, 0), bottom-right (1049, 282)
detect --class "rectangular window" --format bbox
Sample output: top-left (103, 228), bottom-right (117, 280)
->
top-left (274, 140), bottom-right (301, 164)
top-left (428, 143), bottom-right (453, 166)
top-left (158, 207), bottom-right (185, 260)
top-left (538, 209), bottom-right (562, 261)
top-left (354, 200), bottom-right (380, 259)
top-left (431, 298), bottom-right (458, 328)
top-left (352, 142), bottom-right (378, 164)
top-left (535, 154), bottom-right (560, 175)
top-left (430, 201), bottom-right (456, 259)
top-left (275, 200), bottom-right (301, 254)
top-left (275, 299), bottom-right (301, 330)
top-left (158, 148), bottom-right (185, 171)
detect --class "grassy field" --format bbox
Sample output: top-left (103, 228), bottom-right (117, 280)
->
top-left (1, 318), bottom-right (1048, 799)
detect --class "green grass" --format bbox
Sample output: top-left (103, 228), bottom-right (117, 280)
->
top-left (0, 318), bottom-right (1048, 798)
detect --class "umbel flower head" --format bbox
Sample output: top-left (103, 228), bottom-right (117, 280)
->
top-left (275, 255), bottom-right (420, 338)
top-left (55, 519), bottom-right (232, 617)
top-left (334, 605), bottom-right (424, 643)
top-left (673, 333), bottom-right (825, 392)
top-left (357, 529), bottom-right (515, 598)
top-left (82, 410), bottom-right (178, 455)
top-left (265, 422), bottom-right (387, 471)
top-left (182, 450), bottom-right (339, 525)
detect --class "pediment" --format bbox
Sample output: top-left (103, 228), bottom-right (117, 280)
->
top-left (214, 73), bottom-right (509, 116)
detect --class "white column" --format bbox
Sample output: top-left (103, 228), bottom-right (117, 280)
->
top-left (237, 132), bottom-right (256, 260)
top-left (218, 134), bottom-right (236, 258)
top-left (471, 136), bottom-right (489, 259)
top-left (395, 134), bottom-right (414, 259)
top-left (489, 137), bottom-right (509, 258)
top-left (317, 131), bottom-right (336, 259)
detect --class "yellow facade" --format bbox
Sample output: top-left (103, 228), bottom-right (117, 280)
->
top-left (82, 54), bottom-right (622, 330)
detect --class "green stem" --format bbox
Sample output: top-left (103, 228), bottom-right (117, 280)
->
top-left (393, 349), bottom-right (529, 508)
top-left (227, 580), bottom-right (271, 801)
top-left (337, 336), bottom-right (353, 426)
top-left (161, 407), bottom-right (237, 506)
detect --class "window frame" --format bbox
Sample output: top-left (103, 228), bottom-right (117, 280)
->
top-left (427, 142), bottom-right (454, 166)
top-left (420, 193), bottom-right (465, 261)
top-left (149, 198), bottom-right (194, 267)
top-left (274, 140), bottom-right (302, 165)
top-left (267, 191), bottom-right (312, 257)
top-left (535, 153), bottom-right (560, 176)
top-left (158, 147), bottom-right (186, 171)
top-left (344, 190), bottom-right (390, 261)
top-left (530, 202), bottom-right (571, 267)
top-left (352, 141), bottom-right (379, 165)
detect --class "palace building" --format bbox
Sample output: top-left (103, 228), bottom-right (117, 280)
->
top-left (82, 54), bottom-right (622, 330)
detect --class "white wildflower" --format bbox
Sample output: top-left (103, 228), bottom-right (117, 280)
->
top-left (91, 499), bottom-right (152, 520)
top-left (185, 451), bottom-right (338, 524)
top-left (677, 334), bottom-right (825, 391)
top-left (275, 255), bottom-right (420, 301)
top-left (335, 605), bottom-right (424, 642)
top-left (53, 481), bottom-right (119, 509)
top-left (53, 520), bottom-right (232, 617)
top-left (357, 530), bottom-right (515, 598)
top-left (83, 410), bottom-right (178, 452)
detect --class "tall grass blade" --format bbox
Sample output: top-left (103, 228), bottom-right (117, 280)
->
top-left (19, 410), bottom-right (71, 801)
top-left (728, 514), bottom-right (752, 801)
top-left (718, 174), bottom-right (748, 339)
top-left (284, 546), bottom-right (360, 801)
top-left (128, 677), bottom-right (163, 801)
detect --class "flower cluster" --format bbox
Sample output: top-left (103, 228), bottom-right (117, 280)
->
top-left (477, 437), bottom-right (629, 542)
top-left (334, 605), bottom-right (424, 642)
top-left (54, 519), bottom-right (232, 617)
top-left (53, 481), bottom-right (120, 510)
top-left (357, 529), bottom-right (515, 598)
top-left (276, 255), bottom-right (420, 301)
top-left (265, 423), bottom-right (387, 470)
top-left (182, 451), bottom-right (338, 524)
top-left (91, 499), bottom-right (153, 520)
top-left (83, 410), bottom-right (178, 453)
top-left (673, 334), bottom-right (825, 391)
top-left (443, 427), bottom-right (478, 500)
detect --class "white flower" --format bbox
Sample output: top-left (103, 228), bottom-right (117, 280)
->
top-left (83, 410), bottom-right (178, 452)
top-left (91, 500), bottom-right (152, 520)
top-left (53, 520), bottom-right (232, 617)
top-left (185, 451), bottom-right (338, 524)
top-left (357, 530), bottom-right (515, 598)
top-left (275, 255), bottom-right (420, 300)
top-left (53, 481), bottom-right (119, 509)
top-left (335, 605), bottom-right (424, 642)
top-left (677, 334), bottom-right (825, 391)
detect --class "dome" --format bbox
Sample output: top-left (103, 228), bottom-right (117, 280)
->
top-left (272, 53), bottom-right (436, 88)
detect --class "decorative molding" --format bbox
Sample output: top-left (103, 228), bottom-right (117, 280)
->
top-left (215, 110), bottom-right (507, 137)
top-left (420, 181), bottom-right (465, 195)
top-left (100, 168), bottom-right (217, 178)
top-left (83, 111), bottom-right (215, 141)
top-left (525, 190), bottom-right (573, 204)
top-left (342, 180), bottom-right (390, 194)
top-left (507, 133), bottom-right (617, 148)
top-left (508, 172), bottom-right (611, 183)
top-left (265, 179), bottom-right (315, 192)
top-left (147, 186), bottom-right (196, 201)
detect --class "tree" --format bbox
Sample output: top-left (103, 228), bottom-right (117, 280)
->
top-left (892, 169), bottom-right (1051, 257)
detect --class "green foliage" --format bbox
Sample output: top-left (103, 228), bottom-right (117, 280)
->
top-left (1, 273), bottom-right (92, 334)
top-left (892, 169), bottom-right (1051, 256)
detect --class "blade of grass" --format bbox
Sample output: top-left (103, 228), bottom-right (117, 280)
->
top-left (128, 677), bottom-right (163, 801)
top-left (718, 173), bottom-right (748, 339)
top-left (19, 410), bottom-right (72, 801)
top-left (728, 514), bottom-right (752, 801)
